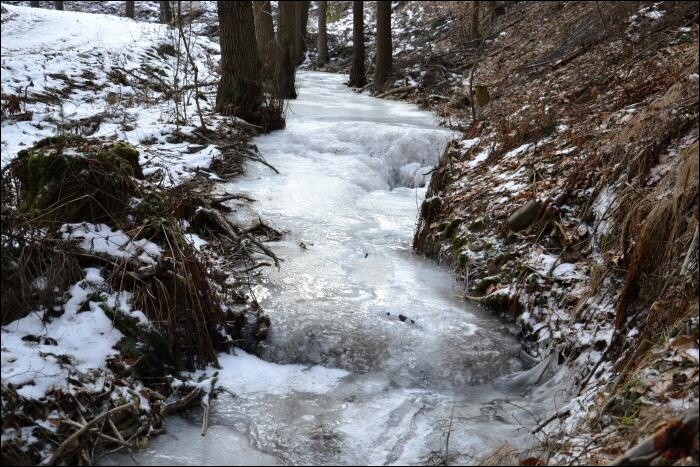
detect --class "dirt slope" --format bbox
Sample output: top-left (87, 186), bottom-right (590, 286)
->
top-left (407, 1), bottom-right (698, 464)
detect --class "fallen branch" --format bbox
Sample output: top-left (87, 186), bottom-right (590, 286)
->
top-left (45, 403), bottom-right (137, 465)
top-left (192, 207), bottom-right (240, 241)
top-left (376, 85), bottom-right (417, 99)
top-left (244, 233), bottom-right (281, 268)
top-left (531, 409), bottom-right (570, 434)
top-left (241, 151), bottom-right (280, 174)
top-left (211, 193), bottom-right (256, 205)
top-left (240, 262), bottom-right (272, 273)
top-left (161, 386), bottom-right (203, 415)
top-left (201, 373), bottom-right (218, 437)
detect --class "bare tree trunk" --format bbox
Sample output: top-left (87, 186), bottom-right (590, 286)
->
top-left (317, 1), bottom-right (329, 66)
top-left (348, 1), bottom-right (366, 87)
top-left (470, 1), bottom-right (480, 40)
top-left (160, 1), bottom-right (172, 24)
top-left (30, 1), bottom-right (40, 7)
top-left (253, 1), bottom-right (277, 81)
top-left (55, 1), bottom-right (64, 10)
top-left (375, 1), bottom-right (392, 88)
top-left (126, 1), bottom-right (134, 18)
top-left (277, 1), bottom-right (297, 99)
top-left (295, 1), bottom-right (311, 64)
top-left (215, 1), bottom-right (263, 123)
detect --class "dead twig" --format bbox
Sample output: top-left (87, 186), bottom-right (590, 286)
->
top-left (46, 403), bottom-right (137, 465)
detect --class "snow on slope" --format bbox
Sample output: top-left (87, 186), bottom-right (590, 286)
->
top-left (0, 3), bottom-right (220, 401)
top-left (1, 3), bottom-right (222, 183)
top-left (1, 269), bottom-right (125, 399)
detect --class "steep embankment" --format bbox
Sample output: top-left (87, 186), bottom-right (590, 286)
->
top-left (1, 5), bottom-right (275, 464)
top-left (407, 2), bottom-right (698, 464)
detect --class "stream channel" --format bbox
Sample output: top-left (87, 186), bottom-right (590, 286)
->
top-left (109, 71), bottom-right (567, 466)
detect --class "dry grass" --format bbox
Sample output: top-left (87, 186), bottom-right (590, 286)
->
top-left (0, 136), bottom-right (234, 370)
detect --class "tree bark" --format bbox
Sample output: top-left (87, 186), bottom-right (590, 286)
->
top-left (159, 1), bottom-right (172, 24)
top-left (375, 1), bottom-right (393, 88)
top-left (276, 1), bottom-right (297, 99)
top-left (126, 1), bottom-right (134, 18)
top-left (348, 1), bottom-right (366, 87)
top-left (55, 1), bottom-right (64, 10)
top-left (317, 1), bottom-right (329, 66)
top-left (295, 1), bottom-right (311, 64)
top-left (470, 1), bottom-right (480, 40)
top-left (253, 1), bottom-right (277, 81)
top-left (215, 1), bottom-right (263, 122)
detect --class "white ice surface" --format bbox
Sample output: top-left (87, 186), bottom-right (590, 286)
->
top-left (115, 72), bottom-right (564, 466)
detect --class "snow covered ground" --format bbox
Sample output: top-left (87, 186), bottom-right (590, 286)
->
top-left (1, 3), bottom-right (223, 184)
top-left (1, 8), bottom-right (238, 462)
top-left (0, 1), bottom-right (226, 400)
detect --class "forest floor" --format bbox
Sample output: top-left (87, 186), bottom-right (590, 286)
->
top-left (312, 1), bottom-right (699, 464)
top-left (1, 4), bottom-right (278, 464)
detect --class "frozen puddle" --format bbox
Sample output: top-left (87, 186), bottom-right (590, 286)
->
top-left (109, 72), bottom-right (562, 465)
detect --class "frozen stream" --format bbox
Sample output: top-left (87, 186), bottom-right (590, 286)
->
top-left (110, 72), bottom-right (566, 465)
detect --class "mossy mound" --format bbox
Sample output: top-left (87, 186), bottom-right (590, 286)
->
top-left (10, 136), bottom-right (142, 224)
top-left (1, 136), bottom-right (231, 371)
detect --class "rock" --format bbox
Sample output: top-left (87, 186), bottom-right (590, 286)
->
top-left (507, 199), bottom-right (542, 230)
top-left (468, 216), bottom-right (488, 232)
top-left (468, 240), bottom-right (484, 252)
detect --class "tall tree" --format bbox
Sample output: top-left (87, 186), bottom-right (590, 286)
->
top-left (55, 1), bottom-right (64, 10)
top-left (295, 1), bottom-right (311, 63)
top-left (30, 1), bottom-right (40, 7)
top-left (253, 1), bottom-right (276, 81)
top-left (277, 1), bottom-right (297, 98)
top-left (317, 1), bottom-right (329, 66)
top-left (159, 1), bottom-right (172, 24)
top-left (470, 1), bottom-right (480, 40)
top-left (215, 1), bottom-right (263, 122)
top-left (126, 1), bottom-right (134, 18)
top-left (375, 1), bottom-right (392, 87)
top-left (348, 1), bottom-right (366, 87)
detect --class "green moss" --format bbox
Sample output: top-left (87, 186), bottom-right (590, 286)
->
top-left (525, 273), bottom-right (540, 292)
top-left (16, 137), bottom-right (141, 223)
top-left (451, 235), bottom-right (468, 252)
top-left (24, 150), bottom-right (69, 212)
top-left (136, 189), bottom-right (188, 246)
top-left (620, 416), bottom-right (635, 426)
top-left (99, 142), bottom-right (141, 178)
top-left (468, 216), bottom-right (489, 232)
top-left (474, 275), bottom-right (500, 294)
top-left (443, 218), bottom-right (461, 238)
top-left (111, 142), bottom-right (139, 165)
top-left (480, 291), bottom-right (511, 312)
top-left (458, 252), bottom-right (469, 268)
top-left (32, 134), bottom-right (87, 150)
top-left (138, 190), bottom-right (170, 216)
